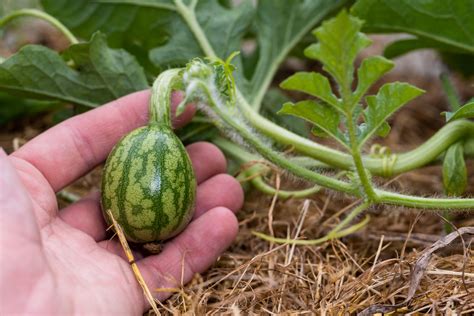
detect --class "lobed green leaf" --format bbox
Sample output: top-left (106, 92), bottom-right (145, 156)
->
top-left (279, 100), bottom-right (348, 148)
top-left (353, 56), bottom-right (394, 104)
top-left (280, 72), bottom-right (340, 110)
top-left (360, 82), bottom-right (424, 145)
top-left (304, 10), bottom-right (371, 93)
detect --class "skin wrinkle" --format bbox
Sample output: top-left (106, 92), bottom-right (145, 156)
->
top-left (8, 156), bottom-right (57, 228)
top-left (41, 220), bottom-right (142, 314)
top-left (64, 119), bottom-right (100, 176)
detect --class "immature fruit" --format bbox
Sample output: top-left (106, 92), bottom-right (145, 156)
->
top-left (101, 124), bottom-right (196, 243)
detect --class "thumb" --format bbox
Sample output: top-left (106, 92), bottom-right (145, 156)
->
top-left (0, 148), bottom-right (40, 244)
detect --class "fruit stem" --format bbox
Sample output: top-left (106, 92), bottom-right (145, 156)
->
top-left (149, 69), bottom-right (181, 127)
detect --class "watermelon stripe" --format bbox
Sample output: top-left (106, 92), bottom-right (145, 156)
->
top-left (101, 125), bottom-right (196, 243)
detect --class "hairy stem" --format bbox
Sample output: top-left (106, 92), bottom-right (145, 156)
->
top-left (210, 90), bottom-right (474, 209)
top-left (237, 95), bottom-right (474, 176)
top-left (149, 69), bottom-right (181, 126)
top-left (347, 110), bottom-right (376, 200)
top-left (374, 190), bottom-right (473, 209)
top-left (0, 9), bottom-right (78, 45)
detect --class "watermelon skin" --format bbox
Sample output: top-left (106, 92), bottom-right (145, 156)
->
top-left (101, 124), bottom-right (196, 243)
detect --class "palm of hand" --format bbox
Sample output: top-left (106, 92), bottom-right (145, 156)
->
top-left (0, 91), bottom-right (243, 315)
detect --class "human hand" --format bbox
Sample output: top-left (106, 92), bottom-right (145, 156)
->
top-left (0, 91), bottom-right (244, 315)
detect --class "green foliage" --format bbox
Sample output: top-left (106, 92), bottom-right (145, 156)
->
top-left (440, 73), bottom-right (461, 112)
top-left (444, 101), bottom-right (474, 122)
top-left (280, 72), bottom-right (340, 109)
top-left (360, 82), bottom-right (424, 144)
top-left (353, 56), bottom-right (393, 101)
top-left (279, 100), bottom-right (346, 148)
top-left (442, 142), bottom-right (467, 196)
top-left (352, 0), bottom-right (474, 55)
top-left (0, 0), bottom-right (346, 126)
top-left (260, 89), bottom-right (309, 137)
top-left (0, 92), bottom-right (60, 125)
top-left (40, 0), bottom-right (346, 105)
top-left (280, 11), bottom-right (424, 150)
top-left (304, 10), bottom-right (371, 94)
top-left (0, 32), bottom-right (147, 107)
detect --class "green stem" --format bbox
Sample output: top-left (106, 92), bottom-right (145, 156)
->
top-left (375, 190), bottom-right (473, 209)
top-left (174, 0), bottom-right (217, 58)
top-left (253, 214), bottom-right (370, 246)
top-left (0, 9), bottom-right (78, 45)
top-left (214, 92), bottom-right (474, 209)
top-left (347, 112), bottom-right (376, 200)
top-left (213, 136), bottom-right (259, 163)
top-left (237, 95), bottom-right (474, 176)
top-left (215, 137), bottom-right (323, 198)
top-left (149, 69), bottom-right (181, 126)
top-left (209, 89), bottom-right (357, 194)
top-left (250, 175), bottom-right (320, 199)
top-left (327, 202), bottom-right (370, 236)
top-left (170, 0), bottom-right (473, 175)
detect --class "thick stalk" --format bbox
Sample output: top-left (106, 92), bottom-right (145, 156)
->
top-left (375, 190), bottom-right (473, 209)
top-left (149, 69), bottom-right (181, 126)
top-left (0, 9), bottom-right (78, 44)
top-left (218, 93), bottom-right (474, 209)
top-left (206, 90), bottom-right (357, 194)
top-left (237, 94), bottom-right (474, 176)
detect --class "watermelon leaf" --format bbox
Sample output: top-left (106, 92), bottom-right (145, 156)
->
top-left (0, 32), bottom-right (148, 107)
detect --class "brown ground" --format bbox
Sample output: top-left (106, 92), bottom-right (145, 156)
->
top-left (1, 29), bottom-right (474, 314)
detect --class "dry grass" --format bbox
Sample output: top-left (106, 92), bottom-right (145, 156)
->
top-left (154, 191), bottom-right (473, 315)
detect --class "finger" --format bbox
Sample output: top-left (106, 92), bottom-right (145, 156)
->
top-left (194, 174), bottom-right (244, 218)
top-left (58, 191), bottom-right (107, 241)
top-left (186, 142), bottom-right (227, 183)
top-left (0, 149), bottom-right (40, 245)
top-left (98, 239), bottom-right (144, 262)
top-left (137, 207), bottom-right (238, 307)
top-left (11, 90), bottom-right (196, 192)
top-left (59, 142), bottom-right (228, 241)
